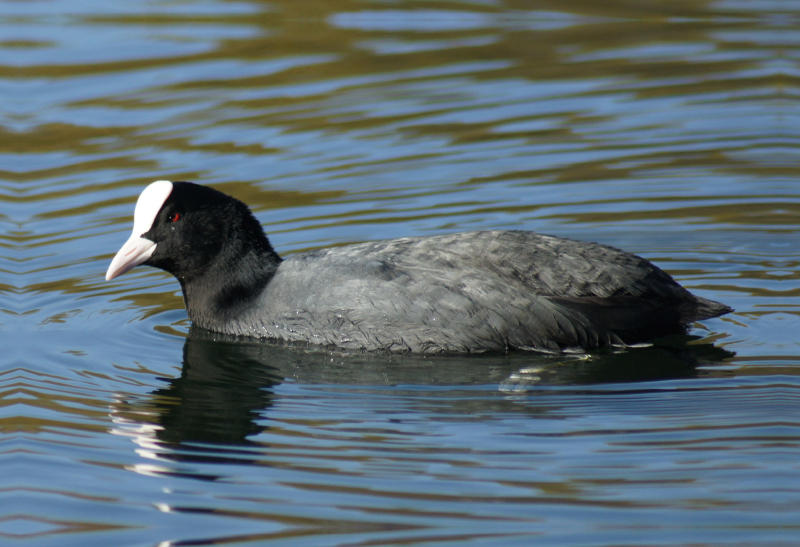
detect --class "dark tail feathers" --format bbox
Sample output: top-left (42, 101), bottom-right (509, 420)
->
top-left (689, 296), bottom-right (732, 322)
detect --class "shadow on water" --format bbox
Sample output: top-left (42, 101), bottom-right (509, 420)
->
top-left (113, 327), bottom-right (735, 462)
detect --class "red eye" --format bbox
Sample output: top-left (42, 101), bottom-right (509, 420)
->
top-left (169, 213), bottom-right (181, 222)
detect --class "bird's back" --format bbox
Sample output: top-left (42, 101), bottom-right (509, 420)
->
top-left (229, 231), bottom-right (728, 353)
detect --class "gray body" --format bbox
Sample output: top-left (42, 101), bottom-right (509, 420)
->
top-left (190, 231), bottom-right (725, 353)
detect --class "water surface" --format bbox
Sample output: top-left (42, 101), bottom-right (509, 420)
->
top-left (1, 0), bottom-right (798, 546)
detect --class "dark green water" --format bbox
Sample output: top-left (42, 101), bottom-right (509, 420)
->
top-left (1, 1), bottom-right (798, 546)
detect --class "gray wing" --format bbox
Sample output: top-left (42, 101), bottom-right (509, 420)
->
top-left (240, 231), bottom-right (709, 352)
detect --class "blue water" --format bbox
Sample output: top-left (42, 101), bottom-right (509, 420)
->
top-left (1, 0), bottom-right (798, 545)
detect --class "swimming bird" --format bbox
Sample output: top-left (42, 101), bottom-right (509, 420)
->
top-left (106, 180), bottom-right (731, 353)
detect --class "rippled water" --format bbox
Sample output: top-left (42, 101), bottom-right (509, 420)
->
top-left (2, 0), bottom-right (798, 545)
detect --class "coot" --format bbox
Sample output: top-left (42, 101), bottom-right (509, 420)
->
top-left (107, 180), bottom-right (731, 353)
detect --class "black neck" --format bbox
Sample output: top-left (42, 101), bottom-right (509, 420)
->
top-left (181, 241), bottom-right (281, 331)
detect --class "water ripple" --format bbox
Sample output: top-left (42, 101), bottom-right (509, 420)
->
top-left (0, 0), bottom-right (798, 545)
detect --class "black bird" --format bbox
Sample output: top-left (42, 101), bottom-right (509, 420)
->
top-left (107, 180), bottom-right (731, 353)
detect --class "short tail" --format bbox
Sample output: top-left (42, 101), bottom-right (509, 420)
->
top-left (690, 296), bottom-right (732, 321)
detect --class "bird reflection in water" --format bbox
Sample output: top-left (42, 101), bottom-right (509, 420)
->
top-left (109, 328), bottom-right (734, 474)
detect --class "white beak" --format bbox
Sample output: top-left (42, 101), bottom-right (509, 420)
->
top-left (106, 236), bottom-right (157, 280)
top-left (105, 180), bottom-right (173, 281)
